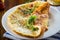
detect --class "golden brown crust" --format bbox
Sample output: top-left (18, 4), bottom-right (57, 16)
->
top-left (13, 28), bottom-right (41, 38)
top-left (32, 2), bottom-right (50, 14)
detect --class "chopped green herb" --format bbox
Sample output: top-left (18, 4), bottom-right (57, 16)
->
top-left (23, 7), bottom-right (35, 14)
top-left (26, 24), bottom-right (39, 31)
top-left (30, 7), bottom-right (35, 13)
top-left (32, 27), bottom-right (39, 31)
top-left (28, 15), bottom-right (37, 24)
top-left (26, 15), bottom-right (38, 31)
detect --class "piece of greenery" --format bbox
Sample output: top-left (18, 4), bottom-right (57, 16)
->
top-left (26, 15), bottom-right (39, 31)
top-left (32, 27), bottom-right (39, 31)
top-left (23, 7), bottom-right (35, 14)
top-left (28, 15), bottom-right (37, 24)
top-left (26, 24), bottom-right (39, 31)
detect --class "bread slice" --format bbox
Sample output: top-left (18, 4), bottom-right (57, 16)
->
top-left (7, 1), bottom-right (50, 38)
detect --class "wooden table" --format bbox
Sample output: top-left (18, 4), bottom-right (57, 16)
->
top-left (0, 0), bottom-right (60, 40)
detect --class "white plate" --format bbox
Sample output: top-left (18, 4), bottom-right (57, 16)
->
top-left (2, 4), bottom-right (60, 39)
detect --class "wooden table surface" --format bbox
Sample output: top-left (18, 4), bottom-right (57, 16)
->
top-left (0, 0), bottom-right (60, 40)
